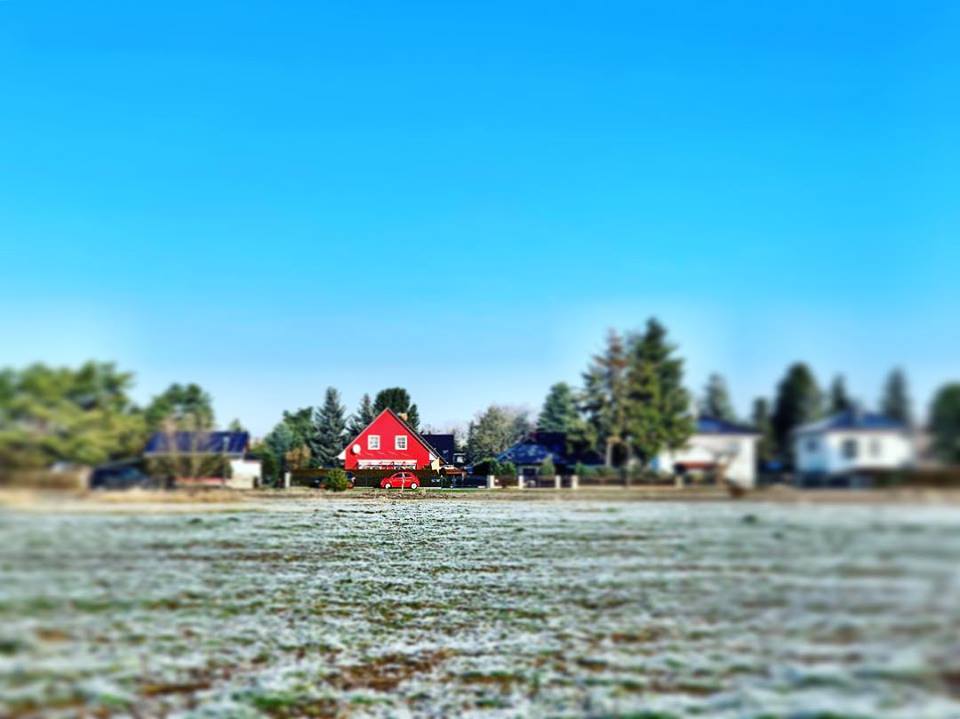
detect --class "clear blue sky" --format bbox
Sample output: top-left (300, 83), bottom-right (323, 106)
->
top-left (2, 1), bottom-right (958, 435)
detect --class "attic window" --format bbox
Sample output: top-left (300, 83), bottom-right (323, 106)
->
top-left (395, 435), bottom-right (408, 450)
top-left (368, 435), bottom-right (380, 450)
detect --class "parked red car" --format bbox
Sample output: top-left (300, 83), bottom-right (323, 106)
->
top-left (380, 471), bottom-right (419, 489)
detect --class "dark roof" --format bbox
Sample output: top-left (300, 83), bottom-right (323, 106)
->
top-left (144, 431), bottom-right (249, 456)
top-left (422, 433), bottom-right (456, 464)
top-left (794, 410), bottom-right (906, 434)
top-left (496, 430), bottom-right (603, 467)
top-left (497, 441), bottom-right (556, 465)
top-left (695, 416), bottom-right (759, 435)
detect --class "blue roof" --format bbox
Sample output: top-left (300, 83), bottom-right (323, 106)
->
top-left (794, 410), bottom-right (905, 434)
top-left (497, 441), bottom-right (556, 465)
top-left (696, 416), bottom-right (759, 435)
top-left (144, 431), bottom-right (249, 456)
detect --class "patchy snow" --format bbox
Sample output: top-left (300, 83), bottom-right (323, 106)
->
top-left (2, 499), bottom-right (960, 718)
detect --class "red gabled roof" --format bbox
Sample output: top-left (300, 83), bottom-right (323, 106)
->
top-left (339, 407), bottom-right (446, 460)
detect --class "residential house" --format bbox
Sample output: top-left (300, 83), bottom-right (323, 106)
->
top-left (421, 433), bottom-right (465, 467)
top-left (497, 431), bottom-right (601, 477)
top-left (143, 430), bottom-right (261, 489)
top-left (792, 409), bottom-right (915, 482)
top-left (338, 409), bottom-right (445, 471)
top-left (655, 416), bottom-right (761, 488)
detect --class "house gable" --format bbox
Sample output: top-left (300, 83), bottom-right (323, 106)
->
top-left (338, 408), bottom-right (442, 471)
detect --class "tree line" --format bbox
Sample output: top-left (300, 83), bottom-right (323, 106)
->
top-left (466, 321), bottom-right (960, 472)
top-left (3, 339), bottom-right (960, 478)
top-left (465, 319), bottom-right (696, 475)
top-left (0, 362), bottom-right (230, 472)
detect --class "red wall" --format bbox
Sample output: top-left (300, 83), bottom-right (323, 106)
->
top-left (342, 410), bottom-right (434, 470)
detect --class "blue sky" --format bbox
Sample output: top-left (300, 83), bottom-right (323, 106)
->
top-left (1, 1), bottom-right (958, 435)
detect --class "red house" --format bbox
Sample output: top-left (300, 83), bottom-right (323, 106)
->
top-left (337, 408), bottom-right (443, 471)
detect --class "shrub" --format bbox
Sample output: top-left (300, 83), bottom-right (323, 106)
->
top-left (500, 461), bottom-right (516, 476)
top-left (539, 457), bottom-right (556, 477)
top-left (324, 468), bottom-right (350, 492)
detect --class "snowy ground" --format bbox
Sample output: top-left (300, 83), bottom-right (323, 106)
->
top-left (2, 497), bottom-right (960, 718)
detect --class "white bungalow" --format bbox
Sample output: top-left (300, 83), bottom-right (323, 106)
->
top-left (655, 416), bottom-right (760, 488)
top-left (792, 409), bottom-right (915, 480)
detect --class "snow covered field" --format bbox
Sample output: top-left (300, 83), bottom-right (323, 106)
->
top-left (2, 497), bottom-right (960, 718)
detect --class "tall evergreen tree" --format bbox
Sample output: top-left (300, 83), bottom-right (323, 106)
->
top-left (347, 393), bottom-right (376, 437)
top-left (373, 387), bottom-right (419, 430)
top-left (881, 368), bottom-right (913, 426)
top-left (829, 375), bottom-right (854, 414)
top-left (700, 373), bottom-right (737, 421)
top-left (771, 363), bottom-right (822, 463)
top-left (751, 397), bottom-right (775, 465)
top-left (538, 382), bottom-right (580, 432)
top-left (312, 387), bottom-right (347, 467)
top-left (625, 318), bottom-right (695, 469)
top-left (581, 330), bottom-right (631, 467)
top-left (930, 383), bottom-right (960, 464)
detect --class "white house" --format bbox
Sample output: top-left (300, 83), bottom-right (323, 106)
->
top-left (655, 416), bottom-right (760, 488)
top-left (792, 409), bottom-right (915, 480)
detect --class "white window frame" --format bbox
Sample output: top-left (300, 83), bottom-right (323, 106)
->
top-left (395, 434), bottom-right (408, 450)
top-left (367, 435), bottom-right (380, 450)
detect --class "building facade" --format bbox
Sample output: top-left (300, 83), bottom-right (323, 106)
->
top-left (338, 408), bottom-right (443, 471)
top-left (792, 410), bottom-right (915, 479)
top-left (654, 416), bottom-right (760, 488)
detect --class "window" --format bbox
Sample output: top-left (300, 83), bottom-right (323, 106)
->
top-left (842, 438), bottom-right (858, 460)
top-left (870, 438), bottom-right (882, 458)
top-left (806, 438), bottom-right (818, 452)
top-left (367, 435), bottom-right (380, 450)
top-left (395, 434), bottom-right (408, 450)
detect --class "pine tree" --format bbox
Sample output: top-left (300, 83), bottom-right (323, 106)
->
top-left (771, 363), bottom-right (822, 463)
top-left (751, 397), bottom-right (775, 465)
top-left (700, 373), bottom-right (737, 421)
top-left (930, 383), bottom-right (960, 463)
top-left (581, 330), bottom-right (631, 467)
top-left (312, 387), bottom-right (347, 467)
top-left (625, 318), bottom-right (695, 470)
top-left (347, 393), bottom-right (376, 437)
top-left (881, 368), bottom-right (913, 426)
top-left (829, 375), bottom-right (854, 414)
top-left (538, 382), bottom-right (580, 432)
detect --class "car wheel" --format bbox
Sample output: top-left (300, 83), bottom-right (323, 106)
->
top-left (410, 482), bottom-right (418, 490)
top-left (383, 482), bottom-right (391, 489)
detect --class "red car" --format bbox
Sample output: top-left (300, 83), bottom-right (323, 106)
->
top-left (380, 471), bottom-right (419, 489)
